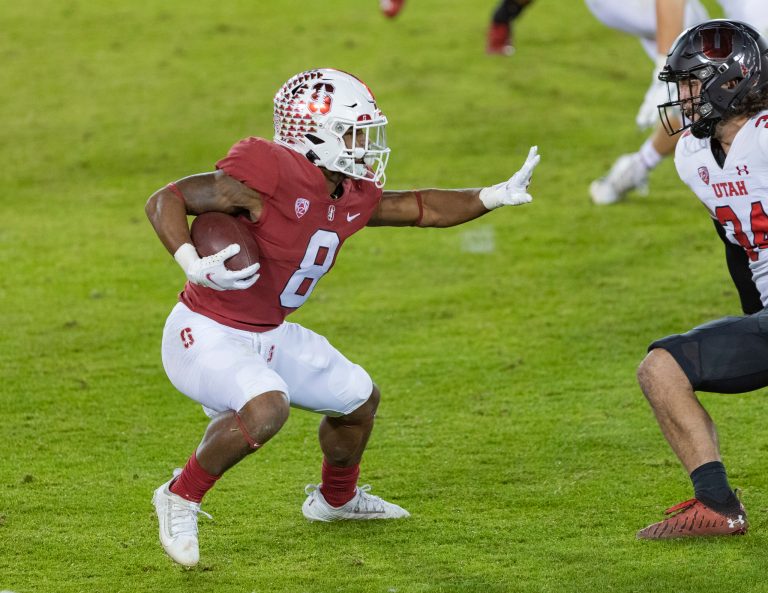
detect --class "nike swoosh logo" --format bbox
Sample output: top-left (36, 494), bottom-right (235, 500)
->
top-left (347, 212), bottom-right (361, 222)
top-left (205, 273), bottom-right (225, 290)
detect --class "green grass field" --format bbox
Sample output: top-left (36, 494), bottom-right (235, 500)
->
top-left (3, 0), bottom-right (768, 591)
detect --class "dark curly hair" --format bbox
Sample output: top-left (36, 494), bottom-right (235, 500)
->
top-left (726, 86), bottom-right (768, 120)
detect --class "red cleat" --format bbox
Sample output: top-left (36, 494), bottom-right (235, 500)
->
top-left (380, 0), bottom-right (405, 18)
top-left (486, 22), bottom-right (514, 56)
top-left (637, 498), bottom-right (748, 539)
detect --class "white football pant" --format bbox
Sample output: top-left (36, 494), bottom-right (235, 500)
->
top-left (161, 303), bottom-right (373, 417)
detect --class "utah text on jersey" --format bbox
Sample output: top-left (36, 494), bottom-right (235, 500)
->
top-left (676, 111), bottom-right (768, 300)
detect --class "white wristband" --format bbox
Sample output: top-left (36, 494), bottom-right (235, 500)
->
top-left (479, 186), bottom-right (502, 210)
top-left (173, 242), bottom-right (200, 272)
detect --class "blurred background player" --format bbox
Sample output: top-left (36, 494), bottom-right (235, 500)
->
top-left (146, 68), bottom-right (541, 567)
top-left (587, 0), bottom-right (708, 205)
top-left (487, 0), bottom-right (535, 55)
top-left (636, 20), bottom-right (768, 538)
top-left (380, 0), bottom-right (405, 18)
top-left (589, 0), bottom-right (768, 205)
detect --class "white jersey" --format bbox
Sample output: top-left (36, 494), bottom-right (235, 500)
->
top-left (585, 0), bottom-right (709, 59)
top-left (584, 0), bottom-right (767, 59)
top-left (675, 110), bottom-right (768, 304)
top-left (717, 0), bottom-right (768, 37)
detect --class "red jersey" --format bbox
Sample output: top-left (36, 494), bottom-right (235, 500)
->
top-left (180, 137), bottom-right (382, 331)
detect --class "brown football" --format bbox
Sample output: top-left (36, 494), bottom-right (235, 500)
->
top-left (190, 212), bottom-right (259, 271)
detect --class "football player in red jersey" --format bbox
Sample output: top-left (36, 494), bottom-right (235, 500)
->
top-left (145, 68), bottom-right (540, 566)
top-left (635, 21), bottom-right (768, 539)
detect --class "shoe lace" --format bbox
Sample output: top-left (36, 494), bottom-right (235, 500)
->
top-left (663, 498), bottom-right (698, 515)
top-left (354, 485), bottom-right (386, 513)
top-left (169, 498), bottom-right (212, 537)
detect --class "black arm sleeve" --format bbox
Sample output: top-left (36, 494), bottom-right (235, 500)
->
top-left (712, 218), bottom-right (763, 314)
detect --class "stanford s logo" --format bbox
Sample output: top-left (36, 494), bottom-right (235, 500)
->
top-left (295, 198), bottom-right (310, 219)
top-left (180, 327), bottom-right (194, 349)
top-left (698, 166), bottom-right (710, 185)
top-left (307, 82), bottom-right (335, 115)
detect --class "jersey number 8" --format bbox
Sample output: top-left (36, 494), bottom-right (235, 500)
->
top-left (280, 229), bottom-right (341, 308)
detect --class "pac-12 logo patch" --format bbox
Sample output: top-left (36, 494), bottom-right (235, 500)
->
top-left (327, 204), bottom-right (336, 221)
top-left (295, 198), bottom-right (310, 219)
top-left (698, 166), bottom-right (710, 185)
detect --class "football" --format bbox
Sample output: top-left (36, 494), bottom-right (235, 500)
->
top-left (190, 212), bottom-right (259, 271)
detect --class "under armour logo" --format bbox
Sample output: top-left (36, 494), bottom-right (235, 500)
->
top-left (727, 515), bottom-right (745, 529)
top-left (736, 165), bottom-right (749, 176)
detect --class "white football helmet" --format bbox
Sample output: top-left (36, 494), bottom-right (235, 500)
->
top-left (273, 68), bottom-right (390, 187)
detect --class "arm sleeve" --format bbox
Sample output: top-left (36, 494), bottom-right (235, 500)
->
top-left (712, 218), bottom-right (763, 314)
top-left (216, 137), bottom-right (280, 197)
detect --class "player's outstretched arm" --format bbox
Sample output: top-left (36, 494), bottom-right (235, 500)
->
top-left (368, 146), bottom-right (539, 227)
top-left (145, 170), bottom-right (262, 290)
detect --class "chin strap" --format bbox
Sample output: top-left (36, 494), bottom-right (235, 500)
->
top-left (691, 117), bottom-right (721, 139)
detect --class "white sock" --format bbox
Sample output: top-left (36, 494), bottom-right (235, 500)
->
top-left (638, 138), bottom-right (663, 170)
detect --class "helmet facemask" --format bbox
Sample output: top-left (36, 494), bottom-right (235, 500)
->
top-left (658, 67), bottom-right (721, 138)
top-left (320, 118), bottom-right (389, 187)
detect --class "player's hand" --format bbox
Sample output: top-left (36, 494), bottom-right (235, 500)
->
top-left (175, 243), bottom-right (260, 291)
top-left (636, 56), bottom-right (671, 129)
top-left (479, 146), bottom-right (540, 209)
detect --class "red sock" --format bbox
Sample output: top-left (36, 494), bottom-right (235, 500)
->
top-left (169, 452), bottom-right (221, 503)
top-left (320, 458), bottom-right (359, 507)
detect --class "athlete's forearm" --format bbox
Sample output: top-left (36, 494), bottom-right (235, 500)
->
top-left (417, 188), bottom-right (488, 228)
top-left (145, 185), bottom-right (194, 256)
top-left (656, 0), bottom-right (686, 55)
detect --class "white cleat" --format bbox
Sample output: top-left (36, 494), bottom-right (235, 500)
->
top-left (589, 153), bottom-right (649, 205)
top-left (152, 470), bottom-right (212, 567)
top-left (302, 484), bottom-right (410, 522)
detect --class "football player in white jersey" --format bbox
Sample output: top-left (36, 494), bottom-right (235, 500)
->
top-left (635, 20), bottom-right (768, 539)
top-left (588, 0), bottom-right (768, 205)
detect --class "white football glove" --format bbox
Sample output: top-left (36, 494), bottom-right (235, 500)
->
top-left (479, 146), bottom-right (540, 210)
top-left (173, 243), bottom-right (260, 291)
top-left (636, 56), bottom-right (672, 130)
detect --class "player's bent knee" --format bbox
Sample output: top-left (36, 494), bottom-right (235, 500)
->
top-left (236, 391), bottom-right (290, 449)
top-left (367, 384), bottom-right (381, 413)
top-left (638, 348), bottom-right (692, 397)
top-left (337, 385), bottom-right (380, 424)
top-left (637, 350), bottom-right (660, 390)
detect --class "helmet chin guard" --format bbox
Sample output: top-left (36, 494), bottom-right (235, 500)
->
top-left (658, 20), bottom-right (768, 138)
top-left (273, 69), bottom-right (390, 187)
